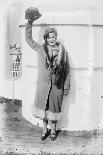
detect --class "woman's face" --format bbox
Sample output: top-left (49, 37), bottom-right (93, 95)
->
top-left (46, 32), bottom-right (57, 47)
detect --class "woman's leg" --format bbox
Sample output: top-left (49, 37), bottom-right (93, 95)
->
top-left (43, 119), bottom-right (48, 133)
top-left (41, 119), bottom-right (48, 140)
top-left (50, 120), bottom-right (57, 141)
top-left (51, 120), bottom-right (57, 134)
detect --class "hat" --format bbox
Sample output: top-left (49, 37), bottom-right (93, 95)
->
top-left (43, 27), bottom-right (58, 40)
top-left (25, 7), bottom-right (42, 21)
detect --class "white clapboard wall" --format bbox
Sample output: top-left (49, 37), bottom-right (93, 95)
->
top-left (19, 11), bottom-right (103, 131)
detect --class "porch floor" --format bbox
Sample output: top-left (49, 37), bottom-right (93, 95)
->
top-left (0, 98), bottom-right (103, 155)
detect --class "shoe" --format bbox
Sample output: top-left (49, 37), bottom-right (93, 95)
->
top-left (50, 132), bottom-right (57, 141)
top-left (41, 131), bottom-right (48, 141)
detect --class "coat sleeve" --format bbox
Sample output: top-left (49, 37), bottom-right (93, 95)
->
top-left (64, 51), bottom-right (71, 91)
top-left (25, 22), bottom-right (40, 52)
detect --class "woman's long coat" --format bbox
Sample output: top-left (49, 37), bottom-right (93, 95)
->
top-left (25, 22), bottom-right (70, 120)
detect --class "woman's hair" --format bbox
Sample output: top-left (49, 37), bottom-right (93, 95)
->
top-left (43, 27), bottom-right (58, 41)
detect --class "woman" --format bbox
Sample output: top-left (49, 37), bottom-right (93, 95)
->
top-left (25, 19), bottom-right (70, 141)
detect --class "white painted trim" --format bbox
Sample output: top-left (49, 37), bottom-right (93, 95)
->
top-left (19, 9), bottom-right (103, 26)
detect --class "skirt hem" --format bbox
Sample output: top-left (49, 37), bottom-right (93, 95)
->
top-left (31, 107), bottom-right (62, 121)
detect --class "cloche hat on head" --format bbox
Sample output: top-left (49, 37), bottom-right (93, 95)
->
top-left (43, 27), bottom-right (58, 40)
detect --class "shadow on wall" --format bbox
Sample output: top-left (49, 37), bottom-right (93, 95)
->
top-left (58, 53), bottom-right (76, 129)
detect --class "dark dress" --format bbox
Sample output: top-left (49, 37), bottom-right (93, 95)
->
top-left (45, 45), bottom-right (65, 120)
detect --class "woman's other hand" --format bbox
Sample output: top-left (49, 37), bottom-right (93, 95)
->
top-left (64, 89), bottom-right (69, 96)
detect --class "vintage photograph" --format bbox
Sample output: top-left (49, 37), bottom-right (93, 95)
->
top-left (0, 0), bottom-right (103, 154)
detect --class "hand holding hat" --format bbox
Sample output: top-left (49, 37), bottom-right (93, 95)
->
top-left (25, 7), bottom-right (42, 23)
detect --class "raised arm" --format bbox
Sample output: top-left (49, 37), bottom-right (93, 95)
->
top-left (25, 20), bottom-right (40, 52)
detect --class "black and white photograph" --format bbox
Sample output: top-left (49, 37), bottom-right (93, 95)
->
top-left (0, 0), bottom-right (103, 154)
